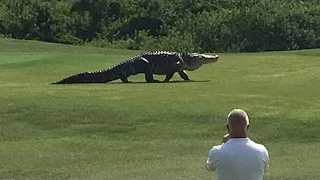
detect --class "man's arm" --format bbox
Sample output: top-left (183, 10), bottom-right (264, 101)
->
top-left (263, 147), bottom-right (270, 171)
top-left (259, 145), bottom-right (269, 172)
top-left (206, 146), bottom-right (220, 171)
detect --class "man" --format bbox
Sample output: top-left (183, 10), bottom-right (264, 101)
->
top-left (206, 109), bottom-right (269, 180)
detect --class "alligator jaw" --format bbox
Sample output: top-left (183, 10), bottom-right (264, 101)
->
top-left (201, 54), bottom-right (219, 64)
top-left (182, 53), bottom-right (219, 71)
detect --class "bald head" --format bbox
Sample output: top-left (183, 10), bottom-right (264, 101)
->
top-left (227, 109), bottom-right (249, 126)
top-left (226, 109), bottom-right (250, 138)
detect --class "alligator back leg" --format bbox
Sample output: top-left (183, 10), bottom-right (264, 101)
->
top-left (120, 77), bottom-right (131, 83)
top-left (136, 57), bottom-right (160, 83)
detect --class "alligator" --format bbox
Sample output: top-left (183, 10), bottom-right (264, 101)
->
top-left (52, 51), bottom-right (219, 84)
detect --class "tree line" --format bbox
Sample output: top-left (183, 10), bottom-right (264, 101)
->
top-left (0, 0), bottom-right (319, 52)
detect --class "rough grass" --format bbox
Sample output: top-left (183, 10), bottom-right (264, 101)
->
top-left (0, 38), bottom-right (320, 179)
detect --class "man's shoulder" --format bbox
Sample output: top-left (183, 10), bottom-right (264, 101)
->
top-left (210, 144), bottom-right (223, 154)
top-left (211, 144), bottom-right (223, 150)
top-left (248, 139), bottom-right (269, 152)
top-left (249, 139), bottom-right (267, 147)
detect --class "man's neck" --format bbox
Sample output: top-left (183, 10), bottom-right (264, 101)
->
top-left (230, 135), bottom-right (248, 139)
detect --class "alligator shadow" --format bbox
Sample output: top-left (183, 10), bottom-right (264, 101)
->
top-left (50, 80), bottom-right (211, 85)
top-left (109, 80), bottom-right (211, 85)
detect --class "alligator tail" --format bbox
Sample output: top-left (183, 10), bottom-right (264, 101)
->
top-left (52, 61), bottom-right (134, 84)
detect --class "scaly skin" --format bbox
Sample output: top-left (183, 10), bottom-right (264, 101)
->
top-left (52, 51), bottom-right (219, 84)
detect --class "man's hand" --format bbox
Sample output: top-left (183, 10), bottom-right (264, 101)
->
top-left (222, 134), bottom-right (230, 143)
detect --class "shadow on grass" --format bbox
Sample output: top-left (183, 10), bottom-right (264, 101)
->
top-left (109, 80), bottom-right (211, 85)
top-left (50, 80), bottom-right (211, 85)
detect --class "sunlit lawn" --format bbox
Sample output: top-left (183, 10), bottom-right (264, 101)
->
top-left (0, 38), bottom-right (320, 179)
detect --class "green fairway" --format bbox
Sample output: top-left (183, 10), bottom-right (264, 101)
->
top-left (0, 38), bottom-right (320, 179)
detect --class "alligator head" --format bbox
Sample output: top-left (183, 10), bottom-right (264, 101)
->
top-left (181, 53), bottom-right (219, 71)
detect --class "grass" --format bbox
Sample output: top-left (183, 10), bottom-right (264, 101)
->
top-left (0, 38), bottom-right (320, 179)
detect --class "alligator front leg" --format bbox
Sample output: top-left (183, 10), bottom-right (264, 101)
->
top-left (164, 72), bottom-right (174, 82)
top-left (178, 70), bottom-right (191, 81)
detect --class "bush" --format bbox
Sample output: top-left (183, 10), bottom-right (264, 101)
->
top-left (0, 0), bottom-right (319, 52)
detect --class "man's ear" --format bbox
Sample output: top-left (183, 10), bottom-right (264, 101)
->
top-left (227, 124), bottom-right (230, 132)
top-left (247, 124), bottom-right (250, 131)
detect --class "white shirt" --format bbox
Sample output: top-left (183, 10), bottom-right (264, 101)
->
top-left (206, 138), bottom-right (269, 180)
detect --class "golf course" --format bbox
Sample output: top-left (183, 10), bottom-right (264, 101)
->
top-left (0, 38), bottom-right (319, 179)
